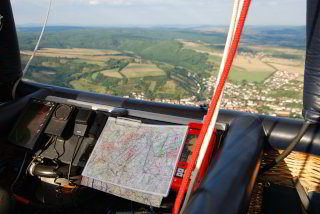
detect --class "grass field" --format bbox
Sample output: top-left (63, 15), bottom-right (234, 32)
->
top-left (159, 80), bottom-right (178, 93)
top-left (208, 55), bottom-right (222, 64)
top-left (31, 71), bottom-right (55, 83)
top-left (22, 49), bottom-right (188, 97)
top-left (121, 63), bottom-right (165, 78)
top-left (70, 78), bottom-right (106, 93)
top-left (91, 72), bottom-right (99, 80)
top-left (229, 68), bottom-right (274, 82)
top-left (74, 59), bottom-right (105, 66)
top-left (115, 82), bottom-right (142, 93)
top-left (149, 81), bottom-right (157, 91)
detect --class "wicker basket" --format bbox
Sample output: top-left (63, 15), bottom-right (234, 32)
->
top-left (248, 182), bottom-right (264, 214)
top-left (248, 149), bottom-right (320, 214)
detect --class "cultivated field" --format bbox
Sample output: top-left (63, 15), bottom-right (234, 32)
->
top-left (265, 63), bottom-right (304, 74)
top-left (38, 48), bottom-right (121, 55)
top-left (70, 78), bottom-right (107, 93)
top-left (121, 63), bottom-right (165, 78)
top-left (149, 81), bottom-right (157, 91)
top-left (253, 46), bottom-right (305, 56)
top-left (229, 68), bottom-right (274, 82)
top-left (262, 57), bottom-right (303, 66)
top-left (102, 71), bottom-right (123, 78)
top-left (41, 61), bottom-right (61, 67)
top-left (159, 80), bottom-right (178, 93)
top-left (233, 55), bottom-right (275, 73)
top-left (101, 69), bottom-right (123, 78)
top-left (74, 59), bottom-right (106, 66)
top-left (180, 40), bottom-right (304, 83)
top-left (21, 48), bottom-right (130, 61)
top-left (31, 71), bottom-right (55, 83)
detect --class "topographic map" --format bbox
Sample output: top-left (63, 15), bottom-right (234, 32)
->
top-left (81, 117), bottom-right (188, 203)
top-left (81, 176), bottom-right (163, 207)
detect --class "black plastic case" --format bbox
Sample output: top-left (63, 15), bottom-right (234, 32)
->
top-left (8, 98), bottom-right (56, 150)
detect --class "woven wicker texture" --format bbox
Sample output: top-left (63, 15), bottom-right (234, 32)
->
top-left (261, 149), bottom-right (320, 192)
top-left (248, 149), bottom-right (320, 214)
top-left (248, 182), bottom-right (264, 214)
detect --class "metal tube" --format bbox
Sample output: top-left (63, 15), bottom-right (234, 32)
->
top-left (303, 0), bottom-right (320, 123)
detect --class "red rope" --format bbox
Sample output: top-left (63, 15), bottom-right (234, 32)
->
top-left (172, 1), bottom-right (252, 213)
top-left (13, 194), bottom-right (31, 205)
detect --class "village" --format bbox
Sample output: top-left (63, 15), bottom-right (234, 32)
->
top-left (128, 70), bottom-right (303, 118)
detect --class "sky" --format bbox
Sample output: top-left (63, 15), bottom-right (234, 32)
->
top-left (11, 0), bottom-right (306, 27)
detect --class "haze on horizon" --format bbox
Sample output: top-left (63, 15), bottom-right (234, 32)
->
top-left (12, 0), bottom-right (306, 27)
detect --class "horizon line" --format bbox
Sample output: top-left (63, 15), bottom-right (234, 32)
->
top-left (16, 24), bottom-right (306, 28)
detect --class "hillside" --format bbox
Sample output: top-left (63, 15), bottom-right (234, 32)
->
top-left (18, 26), bottom-right (306, 116)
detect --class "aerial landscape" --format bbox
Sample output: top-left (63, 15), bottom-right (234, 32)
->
top-left (17, 26), bottom-right (306, 118)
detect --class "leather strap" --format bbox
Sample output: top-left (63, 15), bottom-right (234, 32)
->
top-left (293, 177), bottom-right (314, 214)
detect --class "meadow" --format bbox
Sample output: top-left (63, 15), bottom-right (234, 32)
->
top-left (19, 26), bottom-right (306, 100)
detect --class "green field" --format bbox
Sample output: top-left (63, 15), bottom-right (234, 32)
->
top-left (19, 26), bottom-right (306, 100)
top-left (208, 55), bottom-right (222, 64)
top-left (149, 81), bottom-right (157, 91)
top-left (229, 68), bottom-right (274, 83)
top-left (74, 59), bottom-right (105, 66)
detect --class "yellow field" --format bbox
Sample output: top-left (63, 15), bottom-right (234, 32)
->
top-left (181, 41), bottom-right (223, 56)
top-left (121, 63), bottom-right (165, 78)
top-left (181, 40), bottom-right (274, 73)
top-left (180, 40), bottom-right (223, 57)
top-left (101, 70), bottom-right (123, 78)
top-left (262, 56), bottom-right (305, 74)
top-left (233, 55), bottom-right (275, 73)
top-left (40, 48), bottom-right (121, 55)
top-left (253, 46), bottom-right (305, 55)
top-left (180, 40), bottom-right (203, 48)
top-left (210, 53), bottom-right (276, 74)
top-left (41, 62), bottom-right (60, 67)
top-left (39, 70), bottom-right (55, 75)
top-left (262, 57), bottom-right (303, 66)
top-left (21, 48), bottom-right (129, 61)
top-left (266, 63), bottom-right (304, 74)
top-left (297, 76), bottom-right (304, 81)
top-left (180, 40), bottom-right (308, 82)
